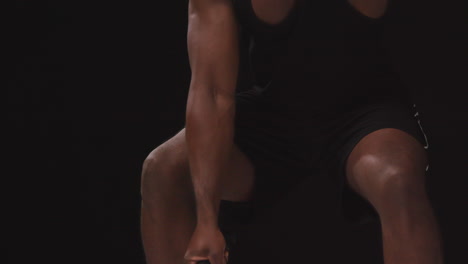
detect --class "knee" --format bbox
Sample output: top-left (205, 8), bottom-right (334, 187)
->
top-left (378, 163), bottom-right (426, 199)
top-left (352, 154), bottom-right (427, 208)
top-left (142, 147), bottom-right (170, 178)
top-left (140, 145), bottom-right (187, 199)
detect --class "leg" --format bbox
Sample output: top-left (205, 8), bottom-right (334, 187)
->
top-left (140, 128), bottom-right (255, 264)
top-left (345, 128), bottom-right (444, 264)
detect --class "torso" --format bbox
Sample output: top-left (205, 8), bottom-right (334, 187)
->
top-left (233, 0), bottom-right (410, 112)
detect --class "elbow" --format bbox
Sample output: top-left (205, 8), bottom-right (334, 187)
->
top-left (186, 82), bottom-right (236, 120)
top-left (189, 81), bottom-right (236, 107)
top-left (214, 91), bottom-right (236, 113)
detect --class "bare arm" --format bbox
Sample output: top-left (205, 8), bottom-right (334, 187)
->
top-left (185, 0), bottom-right (239, 227)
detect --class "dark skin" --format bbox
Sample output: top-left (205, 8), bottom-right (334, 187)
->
top-left (140, 0), bottom-right (444, 263)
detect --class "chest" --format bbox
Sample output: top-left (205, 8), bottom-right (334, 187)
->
top-left (250, 0), bottom-right (388, 24)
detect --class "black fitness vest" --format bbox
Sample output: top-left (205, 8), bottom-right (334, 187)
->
top-left (233, 0), bottom-right (411, 112)
top-left (233, 0), bottom-right (300, 89)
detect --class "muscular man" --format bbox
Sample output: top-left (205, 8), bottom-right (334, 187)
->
top-left (140, 0), bottom-right (444, 263)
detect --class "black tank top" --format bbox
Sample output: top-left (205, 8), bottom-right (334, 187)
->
top-left (233, 0), bottom-right (300, 89)
top-left (233, 0), bottom-right (411, 113)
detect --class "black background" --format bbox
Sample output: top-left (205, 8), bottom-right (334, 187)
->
top-left (9, 0), bottom-right (467, 263)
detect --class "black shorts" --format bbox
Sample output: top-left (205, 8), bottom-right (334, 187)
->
top-left (228, 87), bottom-right (430, 226)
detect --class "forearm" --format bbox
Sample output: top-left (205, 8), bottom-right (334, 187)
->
top-left (185, 87), bottom-right (235, 226)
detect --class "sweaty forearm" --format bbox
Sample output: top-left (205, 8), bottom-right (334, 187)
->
top-left (185, 86), bottom-right (235, 226)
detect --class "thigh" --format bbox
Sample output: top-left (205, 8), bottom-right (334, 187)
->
top-left (325, 99), bottom-right (430, 224)
top-left (153, 128), bottom-right (256, 201)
